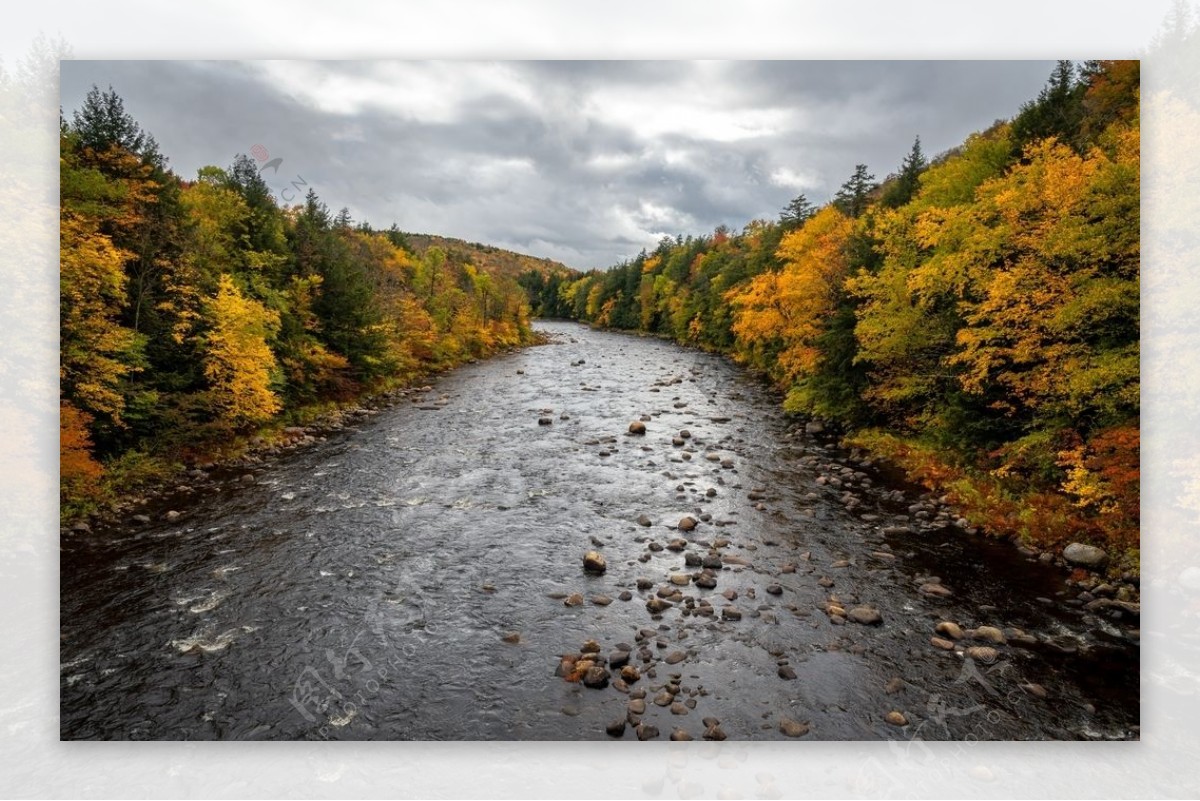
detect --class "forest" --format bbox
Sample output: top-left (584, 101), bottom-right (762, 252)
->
top-left (60, 88), bottom-right (537, 517)
top-left (525, 61), bottom-right (1140, 566)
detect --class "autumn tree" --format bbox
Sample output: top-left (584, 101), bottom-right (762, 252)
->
top-left (202, 274), bottom-right (282, 427)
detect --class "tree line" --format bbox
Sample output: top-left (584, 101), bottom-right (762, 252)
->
top-left (532, 61), bottom-right (1139, 561)
top-left (61, 87), bottom-right (535, 515)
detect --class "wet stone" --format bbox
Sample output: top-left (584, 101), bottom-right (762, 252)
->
top-left (636, 723), bottom-right (660, 741)
top-left (886, 711), bottom-right (908, 726)
top-left (972, 625), bottom-right (1006, 644)
top-left (846, 606), bottom-right (883, 626)
top-left (778, 666), bottom-right (797, 680)
top-left (965, 646), bottom-right (999, 663)
top-left (766, 584), bottom-right (783, 596)
top-left (779, 718), bottom-right (810, 737)
top-left (935, 621), bottom-right (964, 640)
top-left (670, 728), bottom-right (693, 741)
top-left (583, 666), bottom-right (610, 689)
top-left (606, 719), bottom-right (626, 738)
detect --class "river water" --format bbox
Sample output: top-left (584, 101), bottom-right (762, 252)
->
top-left (60, 321), bottom-right (1138, 740)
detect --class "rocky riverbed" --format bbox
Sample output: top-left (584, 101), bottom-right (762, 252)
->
top-left (60, 321), bottom-right (1138, 740)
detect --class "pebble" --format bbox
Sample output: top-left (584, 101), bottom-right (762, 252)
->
top-left (930, 637), bottom-right (955, 650)
top-left (703, 724), bottom-right (727, 741)
top-left (1021, 683), bottom-right (1049, 699)
top-left (636, 723), bottom-right (660, 741)
top-left (965, 646), bottom-right (999, 663)
top-left (886, 711), bottom-right (908, 726)
top-left (779, 717), bottom-right (810, 737)
top-left (583, 666), bottom-right (610, 689)
top-left (778, 666), bottom-right (797, 680)
top-left (935, 621), bottom-right (964, 639)
top-left (766, 584), bottom-right (783, 596)
top-left (606, 719), bottom-right (626, 738)
top-left (846, 606), bottom-right (883, 625)
top-left (591, 595), bottom-right (613, 606)
top-left (972, 625), bottom-right (1006, 644)
top-left (628, 421), bottom-right (647, 435)
top-left (665, 650), bottom-right (687, 664)
top-left (637, 514), bottom-right (653, 527)
top-left (884, 677), bottom-right (905, 694)
top-left (628, 699), bottom-right (647, 715)
top-left (501, 632), bottom-right (521, 644)
top-left (620, 665), bottom-right (641, 683)
top-left (583, 551), bottom-right (607, 574)
top-left (1063, 542), bottom-right (1108, 568)
top-left (722, 606), bottom-right (743, 621)
top-left (538, 417), bottom-right (552, 426)
top-left (670, 728), bottom-right (693, 741)
top-left (678, 516), bottom-right (698, 532)
top-left (919, 582), bottom-right (953, 598)
top-left (564, 593), bottom-right (584, 607)
top-left (670, 702), bottom-right (689, 715)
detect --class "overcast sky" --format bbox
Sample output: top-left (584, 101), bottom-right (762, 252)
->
top-left (61, 60), bottom-right (1055, 269)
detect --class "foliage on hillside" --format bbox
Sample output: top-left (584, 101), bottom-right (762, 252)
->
top-left (60, 87), bottom-right (537, 517)
top-left (550, 61), bottom-right (1140, 562)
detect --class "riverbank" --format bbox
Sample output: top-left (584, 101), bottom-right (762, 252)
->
top-left (571, 320), bottom-right (1140, 597)
top-left (61, 333), bottom-right (549, 534)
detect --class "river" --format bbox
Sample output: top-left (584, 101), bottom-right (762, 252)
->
top-left (60, 321), bottom-right (1138, 740)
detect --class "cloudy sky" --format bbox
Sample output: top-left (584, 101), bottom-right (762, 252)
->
top-left (61, 60), bottom-right (1054, 269)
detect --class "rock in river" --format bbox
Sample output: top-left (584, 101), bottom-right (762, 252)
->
top-left (885, 711), bottom-right (908, 726)
top-left (678, 516), bottom-right (698, 532)
top-left (935, 621), bottom-right (964, 640)
top-left (846, 606), bottom-right (883, 625)
top-left (965, 646), bottom-right (999, 663)
top-left (606, 719), bottom-right (626, 737)
top-left (971, 625), bottom-right (1006, 644)
top-left (1064, 542), bottom-right (1108, 568)
top-left (628, 420), bottom-right (647, 435)
top-left (583, 550), bottom-right (607, 574)
top-left (779, 717), bottom-right (810, 737)
top-left (583, 666), bottom-right (611, 688)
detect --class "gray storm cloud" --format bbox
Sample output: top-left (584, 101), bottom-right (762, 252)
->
top-left (61, 59), bottom-right (1054, 269)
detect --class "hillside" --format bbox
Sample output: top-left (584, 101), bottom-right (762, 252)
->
top-left (402, 232), bottom-right (578, 283)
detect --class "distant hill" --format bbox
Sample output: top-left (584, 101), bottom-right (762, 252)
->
top-left (402, 232), bottom-right (578, 282)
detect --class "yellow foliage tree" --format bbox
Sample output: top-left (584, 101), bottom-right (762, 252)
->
top-left (60, 213), bottom-right (138, 425)
top-left (728, 206), bottom-right (854, 384)
top-left (203, 274), bottom-right (282, 427)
